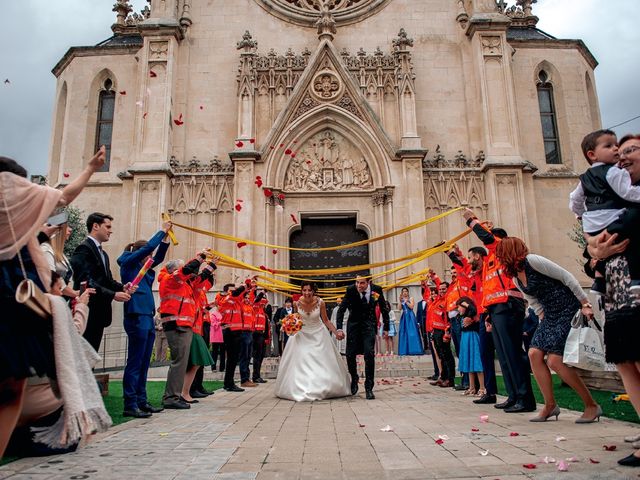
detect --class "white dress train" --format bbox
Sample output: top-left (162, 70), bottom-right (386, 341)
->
top-left (275, 302), bottom-right (351, 402)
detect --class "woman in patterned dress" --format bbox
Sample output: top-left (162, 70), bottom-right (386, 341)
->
top-left (495, 237), bottom-right (600, 423)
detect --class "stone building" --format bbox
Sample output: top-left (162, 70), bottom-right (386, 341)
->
top-left (48, 0), bottom-right (601, 357)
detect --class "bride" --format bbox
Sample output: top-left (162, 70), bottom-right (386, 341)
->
top-left (275, 281), bottom-right (351, 401)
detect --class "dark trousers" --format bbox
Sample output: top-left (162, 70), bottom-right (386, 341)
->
top-left (478, 314), bottom-right (497, 395)
top-left (122, 314), bottom-right (155, 410)
top-left (190, 322), bottom-right (210, 395)
top-left (252, 332), bottom-right (266, 381)
top-left (223, 329), bottom-right (241, 388)
top-left (449, 316), bottom-right (469, 387)
top-left (488, 301), bottom-right (534, 405)
top-left (211, 342), bottom-right (226, 371)
top-left (83, 319), bottom-right (105, 353)
top-left (239, 330), bottom-right (253, 383)
top-left (346, 335), bottom-right (375, 390)
top-left (427, 331), bottom-right (440, 377)
top-left (432, 329), bottom-right (455, 382)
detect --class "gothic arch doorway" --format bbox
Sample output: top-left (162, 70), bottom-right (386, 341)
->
top-left (289, 215), bottom-right (369, 293)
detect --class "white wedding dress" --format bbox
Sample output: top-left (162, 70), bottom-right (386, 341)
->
top-left (275, 302), bottom-right (351, 402)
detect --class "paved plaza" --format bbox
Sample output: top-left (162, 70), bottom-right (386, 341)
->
top-left (2, 376), bottom-right (639, 480)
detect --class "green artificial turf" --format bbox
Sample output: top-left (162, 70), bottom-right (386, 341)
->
top-left (495, 374), bottom-right (638, 424)
top-left (103, 379), bottom-right (223, 426)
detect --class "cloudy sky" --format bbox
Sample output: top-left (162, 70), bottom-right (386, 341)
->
top-left (1, 0), bottom-right (639, 176)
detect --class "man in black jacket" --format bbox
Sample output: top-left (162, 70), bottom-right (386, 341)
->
top-left (336, 276), bottom-right (389, 400)
top-left (71, 212), bottom-right (131, 351)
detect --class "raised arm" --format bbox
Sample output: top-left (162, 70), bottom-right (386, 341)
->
top-left (58, 146), bottom-right (106, 207)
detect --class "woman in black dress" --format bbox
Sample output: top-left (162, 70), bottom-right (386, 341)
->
top-left (495, 237), bottom-right (600, 423)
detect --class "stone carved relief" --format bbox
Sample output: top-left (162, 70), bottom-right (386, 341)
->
top-left (283, 130), bottom-right (373, 192)
top-left (481, 36), bottom-right (502, 57)
top-left (169, 173), bottom-right (235, 215)
top-left (169, 155), bottom-right (234, 174)
top-left (253, 0), bottom-right (391, 28)
top-left (311, 70), bottom-right (343, 101)
top-left (149, 41), bottom-right (169, 61)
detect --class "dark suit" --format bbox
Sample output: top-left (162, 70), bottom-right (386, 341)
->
top-left (70, 238), bottom-right (124, 351)
top-left (336, 284), bottom-right (389, 391)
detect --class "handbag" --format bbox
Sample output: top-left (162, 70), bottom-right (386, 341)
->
top-left (2, 192), bottom-right (52, 319)
top-left (563, 310), bottom-right (606, 371)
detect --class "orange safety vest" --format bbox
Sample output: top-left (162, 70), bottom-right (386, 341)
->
top-left (241, 302), bottom-right (255, 331)
top-left (427, 295), bottom-right (448, 331)
top-left (252, 301), bottom-right (267, 332)
top-left (481, 245), bottom-right (523, 309)
top-left (218, 293), bottom-right (244, 331)
top-left (158, 267), bottom-right (196, 327)
top-left (445, 279), bottom-right (469, 314)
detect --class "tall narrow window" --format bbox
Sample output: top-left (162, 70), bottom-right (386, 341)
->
top-left (536, 70), bottom-right (561, 164)
top-left (95, 79), bottom-right (115, 171)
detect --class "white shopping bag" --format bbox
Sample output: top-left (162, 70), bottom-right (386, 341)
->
top-left (563, 311), bottom-right (606, 371)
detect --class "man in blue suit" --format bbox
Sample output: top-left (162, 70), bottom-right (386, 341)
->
top-left (117, 222), bottom-right (172, 418)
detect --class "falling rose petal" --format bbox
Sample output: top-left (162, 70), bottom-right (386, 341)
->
top-left (359, 424), bottom-right (365, 427)
top-left (143, 112), bottom-right (148, 119)
top-left (236, 242), bottom-right (247, 248)
top-left (237, 199), bottom-right (244, 202)
top-left (293, 140), bottom-right (297, 144)
top-left (272, 249), bottom-right (278, 255)
top-left (290, 152), bottom-right (296, 158)
top-left (63, 172), bottom-right (70, 178)
top-left (235, 141), bottom-right (244, 148)
top-left (471, 428), bottom-right (479, 432)
top-left (509, 432), bottom-right (519, 437)
top-left (249, 138), bottom-right (255, 144)
top-left (234, 204), bottom-right (242, 212)
top-left (557, 460), bottom-right (569, 472)
top-left (199, 105), bottom-right (204, 110)
top-left (589, 458), bottom-right (600, 464)
top-left (290, 214), bottom-right (298, 224)
top-left (256, 175), bottom-right (262, 179)
top-left (174, 118), bottom-right (184, 126)
top-left (259, 265), bottom-right (267, 271)
top-left (602, 445), bottom-right (616, 451)
top-left (522, 464), bottom-right (536, 469)
top-left (306, 160), bottom-right (312, 165)
top-left (149, 70), bottom-right (157, 77)
top-left (380, 425), bottom-right (393, 432)
top-left (284, 148), bottom-right (292, 155)
top-left (438, 435), bottom-right (449, 441)
top-left (435, 439), bottom-right (444, 445)
top-left (263, 188), bottom-right (273, 197)
top-left (119, 90), bottom-right (126, 95)
top-left (254, 179), bottom-right (263, 188)
top-left (292, 294), bottom-right (301, 301)
top-left (277, 193), bottom-right (285, 201)
top-left (479, 450), bottom-right (489, 456)
top-left (479, 415), bottom-right (489, 423)
top-left (279, 143), bottom-right (284, 148)
top-left (269, 145), bottom-right (275, 150)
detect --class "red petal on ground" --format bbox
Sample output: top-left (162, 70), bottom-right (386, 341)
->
top-left (359, 424), bottom-right (365, 428)
top-left (149, 70), bottom-right (157, 77)
top-left (509, 432), bottom-right (519, 437)
top-left (119, 91), bottom-right (126, 95)
top-left (263, 188), bottom-right (273, 197)
top-left (471, 428), bottom-right (479, 432)
top-left (237, 242), bottom-right (247, 248)
top-left (603, 445), bottom-right (617, 451)
top-left (435, 439), bottom-right (444, 445)
top-left (522, 464), bottom-right (537, 469)
top-left (235, 141), bottom-right (244, 148)
top-left (589, 458), bottom-right (600, 464)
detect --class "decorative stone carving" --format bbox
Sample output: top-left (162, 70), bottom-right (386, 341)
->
top-left (481, 36), bottom-right (502, 57)
top-left (253, 0), bottom-right (392, 28)
top-left (169, 174), bottom-right (235, 215)
top-left (169, 155), bottom-right (234, 174)
top-left (335, 93), bottom-right (363, 119)
top-left (113, 0), bottom-right (133, 26)
top-left (496, 173), bottom-right (516, 185)
top-left (497, 0), bottom-right (539, 27)
top-left (149, 41), bottom-right (169, 61)
top-left (311, 69), bottom-right (342, 101)
top-left (392, 28), bottom-right (413, 51)
top-left (283, 130), bottom-right (373, 192)
top-left (315, 0), bottom-right (336, 40)
top-left (422, 149), bottom-right (485, 170)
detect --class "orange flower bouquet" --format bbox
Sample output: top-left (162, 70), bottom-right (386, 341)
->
top-left (281, 312), bottom-right (304, 336)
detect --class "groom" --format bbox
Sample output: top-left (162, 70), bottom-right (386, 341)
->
top-left (336, 276), bottom-right (389, 400)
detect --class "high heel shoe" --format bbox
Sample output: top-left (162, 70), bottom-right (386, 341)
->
top-left (575, 404), bottom-right (602, 424)
top-left (529, 405), bottom-right (560, 422)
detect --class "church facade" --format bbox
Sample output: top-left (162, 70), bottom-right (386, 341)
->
top-left (49, 0), bottom-right (600, 306)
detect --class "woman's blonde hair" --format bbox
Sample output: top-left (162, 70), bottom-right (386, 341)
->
top-left (50, 223), bottom-right (68, 263)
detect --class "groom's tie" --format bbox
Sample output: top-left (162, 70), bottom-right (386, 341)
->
top-left (361, 292), bottom-right (367, 304)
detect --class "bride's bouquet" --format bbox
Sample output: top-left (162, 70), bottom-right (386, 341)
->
top-left (281, 312), bottom-right (304, 336)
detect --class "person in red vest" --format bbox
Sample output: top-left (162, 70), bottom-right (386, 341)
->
top-left (158, 253), bottom-right (205, 409)
top-left (239, 287), bottom-right (257, 388)
top-left (217, 283), bottom-right (247, 392)
top-left (463, 209), bottom-right (536, 413)
top-left (427, 270), bottom-right (456, 388)
top-left (252, 288), bottom-right (272, 383)
top-left (443, 263), bottom-right (470, 391)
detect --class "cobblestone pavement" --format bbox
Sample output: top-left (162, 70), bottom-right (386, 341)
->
top-left (2, 377), bottom-right (639, 480)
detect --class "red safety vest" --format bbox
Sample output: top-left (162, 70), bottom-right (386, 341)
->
top-left (158, 267), bottom-right (196, 327)
top-left (481, 245), bottom-right (523, 309)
